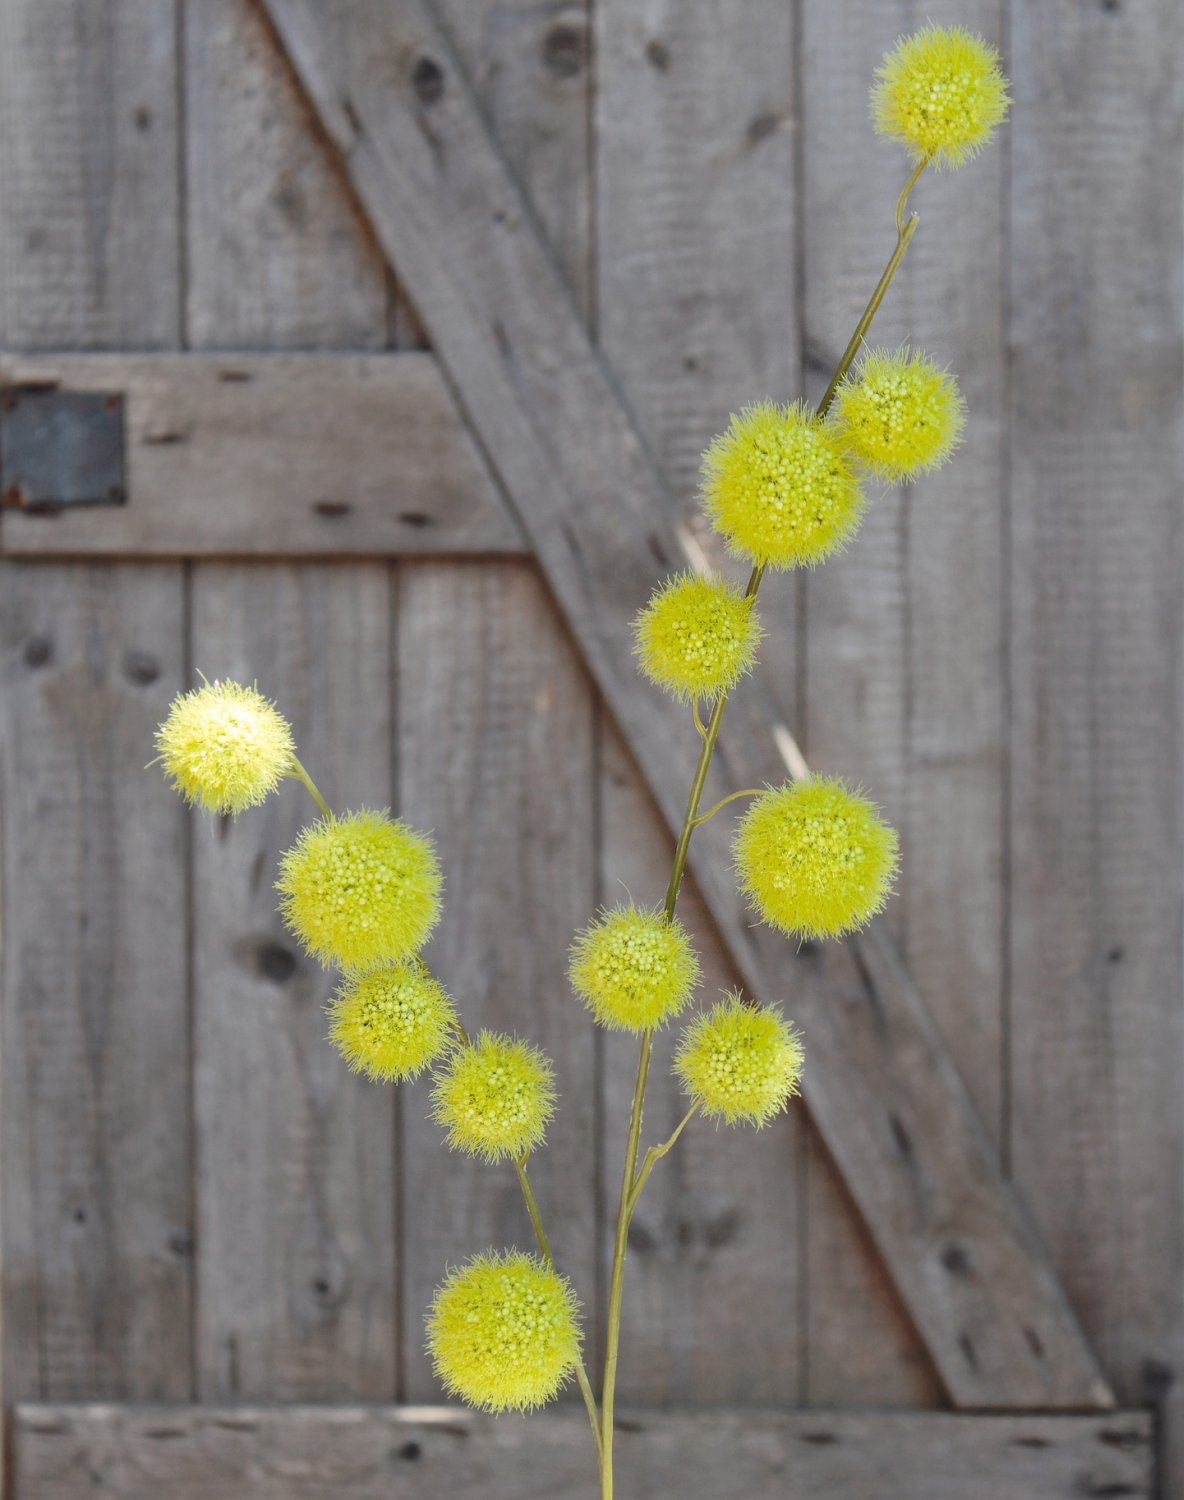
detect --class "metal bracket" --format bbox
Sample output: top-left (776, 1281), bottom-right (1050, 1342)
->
top-left (0, 386), bottom-right (126, 512)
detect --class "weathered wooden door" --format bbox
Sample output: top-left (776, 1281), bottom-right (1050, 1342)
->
top-left (1, 2), bottom-right (1178, 1497)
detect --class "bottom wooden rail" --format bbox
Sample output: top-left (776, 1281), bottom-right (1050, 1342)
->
top-left (12, 1403), bottom-right (1152, 1499)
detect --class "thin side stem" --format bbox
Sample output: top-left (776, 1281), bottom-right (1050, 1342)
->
top-left (691, 788), bottom-right (762, 829)
top-left (628, 1104), bottom-right (699, 1213)
top-left (288, 755), bottom-right (332, 819)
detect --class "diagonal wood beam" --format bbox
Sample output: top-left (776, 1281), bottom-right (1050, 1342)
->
top-left (259, 0), bottom-right (1112, 1409)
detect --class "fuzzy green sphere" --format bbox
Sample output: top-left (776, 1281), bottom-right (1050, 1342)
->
top-left (276, 810), bottom-right (442, 973)
top-left (872, 24), bottom-right (1010, 170)
top-left (701, 400), bottom-right (864, 570)
top-left (569, 903), bottom-right (700, 1032)
top-left (633, 572), bottom-right (764, 703)
top-left (427, 1250), bottom-right (582, 1413)
top-left (431, 1031), bottom-right (556, 1161)
top-left (155, 677), bottom-right (294, 816)
top-left (674, 992), bottom-right (803, 1127)
top-left (329, 961), bottom-right (457, 1082)
top-left (833, 346), bottom-right (966, 482)
top-left (733, 776), bottom-right (899, 941)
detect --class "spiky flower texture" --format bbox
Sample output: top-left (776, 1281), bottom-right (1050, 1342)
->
top-left (701, 401), bottom-right (864, 570)
top-left (277, 810), bottom-right (442, 973)
top-left (833, 346), bottom-right (966, 483)
top-left (428, 1251), bottom-right (582, 1413)
top-left (675, 993), bottom-right (802, 1127)
top-left (569, 904), bottom-right (700, 1032)
top-left (872, 24), bottom-right (1009, 169)
top-left (634, 573), bottom-right (764, 703)
top-left (734, 776), bottom-right (899, 941)
top-left (329, 961), bottom-right (457, 1082)
top-left (155, 678), bottom-right (294, 815)
top-left (432, 1031), bottom-right (556, 1161)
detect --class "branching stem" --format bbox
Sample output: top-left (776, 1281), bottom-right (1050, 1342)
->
top-left (691, 788), bottom-right (762, 829)
top-left (288, 755), bottom-right (332, 819)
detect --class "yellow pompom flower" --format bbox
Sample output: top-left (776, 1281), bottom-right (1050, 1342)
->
top-left (633, 572), bottom-right (764, 703)
top-left (427, 1250), bottom-right (582, 1413)
top-left (832, 346), bottom-right (966, 483)
top-left (872, 25), bottom-right (1010, 169)
top-left (674, 992), bottom-right (803, 1127)
top-left (733, 776), bottom-right (899, 941)
top-left (701, 401), bottom-right (864, 570)
top-left (328, 961), bottom-right (457, 1082)
top-left (155, 677), bottom-right (294, 815)
top-left (569, 903), bottom-right (700, 1032)
top-left (431, 1031), bottom-right (556, 1162)
top-left (276, 810), bottom-right (442, 973)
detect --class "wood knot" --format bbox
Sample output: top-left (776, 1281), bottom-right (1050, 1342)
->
top-left (412, 55), bottom-right (445, 105)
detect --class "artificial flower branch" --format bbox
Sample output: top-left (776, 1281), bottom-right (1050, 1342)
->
top-left (151, 25), bottom-right (1007, 1499)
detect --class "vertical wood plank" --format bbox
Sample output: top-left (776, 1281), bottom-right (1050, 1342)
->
top-left (798, 0), bottom-right (1007, 1405)
top-left (0, 0), bottom-right (190, 1404)
top-left (1007, 0), bottom-right (1184, 1487)
top-left (595, 0), bottom-right (803, 1402)
top-left (397, 561), bottom-right (599, 1400)
top-left (183, 0), bottom-right (398, 1400)
top-left (189, 565), bottom-right (397, 1398)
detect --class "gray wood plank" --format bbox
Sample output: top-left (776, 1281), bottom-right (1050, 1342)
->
top-left (0, 0), bottom-right (191, 1404)
top-left (1006, 0), bottom-right (1184, 1488)
top-left (798, 0), bottom-right (1007, 1406)
top-left (12, 1403), bottom-right (1153, 1500)
top-left (0, 353), bottom-right (522, 557)
top-left (594, 0), bottom-right (803, 1403)
top-left (259, 0), bottom-right (1110, 1406)
top-left (397, 560), bottom-right (598, 1400)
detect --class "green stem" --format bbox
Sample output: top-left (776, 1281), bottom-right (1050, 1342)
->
top-left (288, 755), bottom-right (332, 819)
top-left (597, 165), bottom-right (926, 1500)
top-left (691, 788), bottom-right (762, 829)
top-left (628, 1104), bottom-right (699, 1214)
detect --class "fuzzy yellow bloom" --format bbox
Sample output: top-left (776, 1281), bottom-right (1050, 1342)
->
top-left (277, 810), bottom-right (442, 973)
top-left (569, 903), bottom-right (700, 1032)
top-left (155, 678), bottom-right (294, 815)
top-left (833, 346), bottom-right (966, 483)
top-left (432, 1031), bottom-right (556, 1162)
top-left (633, 572), bottom-right (764, 703)
top-left (674, 992), bottom-right (803, 1127)
top-left (427, 1250), bottom-right (582, 1413)
top-left (329, 961), bottom-right (457, 1082)
top-left (872, 25), bottom-right (1010, 169)
top-left (733, 776), bottom-right (899, 941)
top-left (701, 401), bottom-right (864, 570)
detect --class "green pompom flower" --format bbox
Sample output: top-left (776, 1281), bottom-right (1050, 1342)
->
top-left (872, 25), bottom-right (1010, 169)
top-left (432, 1031), bottom-right (556, 1161)
top-left (674, 992), bottom-right (803, 1127)
top-left (701, 401), bottom-right (864, 570)
top-left (155, 677), bottom-right (294, 815)
top-left (832, 346), bottom-right (965, 483)
top-left (633, 572), bottom-right (764, 703)
top-left (733, 776), bottom-right (899, 940)
top-left (277, 810), bottom-right (442, 973)
top-left (427, 1250), bottom-right (582, 1413)
top-left (328, 961), bottom-right (457, 1082)
top-left (569, 903), bottom-right (700, 1032)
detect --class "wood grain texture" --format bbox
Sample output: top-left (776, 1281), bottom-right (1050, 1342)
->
top-left (189, 565), bottom-right (398, 1399)
top-left (12, 1403), bottom-right (1153, 1500)
top-left (798, 0), bottom-right (1007, 1407)
top-left (0, 353), bottom-right (522, 557)
top-left (259, 0), bottom-right (1111, 1407)
top-left (396, 561), bottom-right (598, 1400)
top-left (1006, 0), bottom-right (1184, 1487)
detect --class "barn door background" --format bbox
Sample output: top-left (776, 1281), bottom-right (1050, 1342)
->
top-left (0, 1), bottom-right (1179, 1497)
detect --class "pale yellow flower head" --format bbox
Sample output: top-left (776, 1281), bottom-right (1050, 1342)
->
top-left (634, 572), bottom-right (764, 703)
top-left (701, 401), bottom-right (864, 570)
top-left (329, 961), bottom-right (457, 1082)
top-left (155, 677), bottom-right (294, 815)
top-left (569, 903), bottom-right (700, 1032)
top-left (733, 776), bottom-right (899, 941)
top-left (427, 1250), bottom-right (582, 1413)
top-left (872, 25), bottom-right (1010, 169)
top-left (431, 1031), bottom-right (556, 1162)
top-left (276, 810), bottom-right (442, 973)
top-left (674, 992), bottom-right (803, 1127)
top-left (833, 346), bottom-right (966, 483)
